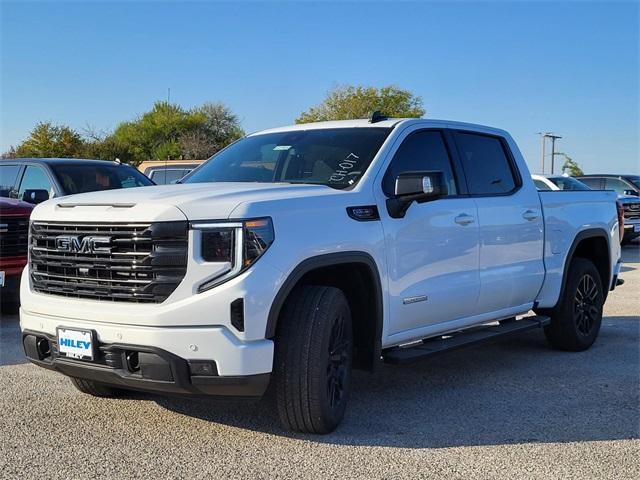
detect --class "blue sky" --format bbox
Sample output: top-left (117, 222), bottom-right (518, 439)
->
top-left (1, 0), bottom-right (638, 174)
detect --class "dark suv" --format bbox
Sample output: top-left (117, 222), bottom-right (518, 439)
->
top-left (576, 174), bottom-right (640, 244)
top-left (0, 158), bottom-right (153, 205)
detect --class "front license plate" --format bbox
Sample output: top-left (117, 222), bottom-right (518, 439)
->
top-left (634, 224), bottom-right (640, 233)
top-left (57, 328), bottom-right (94, 361)
top-left (0, 271), bottom-right (4, 287)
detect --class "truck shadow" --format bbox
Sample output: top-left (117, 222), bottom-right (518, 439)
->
top-left (155, 314), bottom-right (639, 449)
top-left (621, 241), bottom-right (639, 264)
top-left (0, 313), bottom-right (29, 366)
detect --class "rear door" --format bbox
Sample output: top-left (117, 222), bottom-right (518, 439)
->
top-left (451, 131), bottom-right (545, 315)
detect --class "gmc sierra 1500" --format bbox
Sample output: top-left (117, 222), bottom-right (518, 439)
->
top-left (21, 118), bottom-right (622, 433)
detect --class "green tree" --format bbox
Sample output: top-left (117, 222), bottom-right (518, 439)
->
top-left (179, 102), bottom-right (244, 159)
top-left (103, 101), bottom-right (244, 164)
top-left (296, 85), bottom-right (425, 124)
top-left (10, 122), bottom-right (85, 158)
top-left (109, 102), bottom-right (199, 163)
top-left (560, 154), bottom-right (584, 176)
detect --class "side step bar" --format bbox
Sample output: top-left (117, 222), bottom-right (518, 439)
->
top-left (382, 315), bottom-right (550, 365)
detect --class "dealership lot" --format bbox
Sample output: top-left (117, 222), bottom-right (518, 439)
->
top-left (0, 244), bottom-right (638, 480)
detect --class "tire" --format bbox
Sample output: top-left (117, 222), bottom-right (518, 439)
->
top-left (69, 377), bottom-right (123, 397)
top-left (274, 285), bottom-right (353, 434)
top-left (539, 257), bottom-right (604, 351)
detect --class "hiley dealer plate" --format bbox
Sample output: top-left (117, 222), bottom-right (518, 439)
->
top-left (57, 328), bottom-right (94, 361)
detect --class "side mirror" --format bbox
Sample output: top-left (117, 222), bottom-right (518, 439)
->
top-left (387, 171), bottom-right (448, 218)
top-left (22, 189), bottom-right (50, 205)
top-left (623, 189), bottom-right (639, 197)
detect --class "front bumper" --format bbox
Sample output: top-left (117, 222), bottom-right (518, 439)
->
top-left (22, 330), bottom-right (270, 397)
top-left (20, 309), bottom-right (274, 397)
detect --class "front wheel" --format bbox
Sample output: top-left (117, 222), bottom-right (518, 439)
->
top-left (538, 257), bottom-right (604, 351)
top-left (274, 285), bottom-right (353, 434)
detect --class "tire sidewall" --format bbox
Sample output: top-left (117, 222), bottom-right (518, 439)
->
top-left (312, 295), bottom-right (353, 429)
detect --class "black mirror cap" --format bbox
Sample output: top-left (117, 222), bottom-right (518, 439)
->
top-left (387, 171), bottom-right (448, 219)
top-left (22, 189), bottom-right (50, 205)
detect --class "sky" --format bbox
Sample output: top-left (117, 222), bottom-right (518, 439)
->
top-left (1, 0), bottom-right (638, 174)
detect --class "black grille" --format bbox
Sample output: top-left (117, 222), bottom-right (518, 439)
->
top-left (0, 216), bottom-right (29, 257)
top-left (623, 203), bottom-right (640, 221)
top-left (30, 221), bottom-right (188, 303)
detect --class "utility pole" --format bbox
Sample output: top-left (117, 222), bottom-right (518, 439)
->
top-left (538, 132), bottom-right (562, 174)
top-left (537, 132), bottom-right (549, 173)
top-left (547, 134), bottom-right (562, 174)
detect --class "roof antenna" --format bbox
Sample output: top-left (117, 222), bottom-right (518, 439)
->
top-left (369, 110), bottom-right (387, 123)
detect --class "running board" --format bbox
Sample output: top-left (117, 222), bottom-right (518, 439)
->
top-left (382, 315), bottom-right (550, 365)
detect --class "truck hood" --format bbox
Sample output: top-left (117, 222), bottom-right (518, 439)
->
top-left (32, 182), bottom-right (342, 223)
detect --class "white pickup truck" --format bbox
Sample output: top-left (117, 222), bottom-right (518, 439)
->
top-left (21, 117), bottom-right (623, 433)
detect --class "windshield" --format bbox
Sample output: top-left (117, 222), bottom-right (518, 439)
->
top-left (549, 176), bottom-right (591, 191)
top-left (52, 163), bottom-right (154, 194)
top-left (183, 128), bottom-right (391, 189)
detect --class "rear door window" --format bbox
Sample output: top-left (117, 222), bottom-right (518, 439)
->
top-left (453, 132), bottom-right (518, 195)
top-left (578, 177), bottom-right (603, 189)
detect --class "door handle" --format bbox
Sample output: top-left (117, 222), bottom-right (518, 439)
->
top-left (454, 213), bottom-right (475, 226)
top-left (522, 209), bottom-right (539, 221)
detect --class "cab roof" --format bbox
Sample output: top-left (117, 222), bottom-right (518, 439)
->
top-left (249, 118), bottom-right (510, 137)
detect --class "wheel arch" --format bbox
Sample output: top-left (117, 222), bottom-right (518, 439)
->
top-left (266, 251), bottom-right (384, 371)
top-left (558, 228), bottom-right (611, 306)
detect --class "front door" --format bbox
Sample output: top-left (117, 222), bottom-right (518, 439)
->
top-left (377, 129), bottom-right (480, 337)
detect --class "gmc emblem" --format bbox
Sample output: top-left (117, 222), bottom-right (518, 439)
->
top-left (55, 235), bottom-right (112, 254)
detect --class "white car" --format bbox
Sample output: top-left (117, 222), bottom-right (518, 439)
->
top-left (531, 174), bottom-right (592, 191)
top-left (21, 118), bottom-right (622, 433)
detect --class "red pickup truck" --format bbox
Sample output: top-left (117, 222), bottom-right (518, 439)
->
top-left (0, 198), bottom-right (32, 311)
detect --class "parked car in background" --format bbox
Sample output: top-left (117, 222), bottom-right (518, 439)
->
top-left (0, 198), bottom-right (32, 311)
top-left (531, 174), bottom-right (592, 191)
top-left (575, 174), bottom-right (640, 244)
top-left (0, 158), bottom-right (154, 204)
top-left (138, 160), bottom-right (206, 185)
top-left (576, 174), bottom-right (640, 197)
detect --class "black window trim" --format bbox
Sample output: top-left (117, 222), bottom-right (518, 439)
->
top-left (381, 127), bottom-right (469, 199)
top-left (448, 129), bottom-right (523, 198)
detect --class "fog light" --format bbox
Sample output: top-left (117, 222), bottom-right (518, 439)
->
top-left (189, 361), bottom-right (218, 377)
top-left (125, 351), bottom-right (140, 372)
top-left (36, 338), bottom-right (51, 358)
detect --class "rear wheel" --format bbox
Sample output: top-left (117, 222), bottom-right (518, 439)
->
top-left (69, 377), bottom-right (123, 397)
top-left (274, 285), bottom-right (353, 434)
top-left (538, 258), bottom-right (604, 351)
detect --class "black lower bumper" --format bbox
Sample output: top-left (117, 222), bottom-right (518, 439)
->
top-left (22, 330), bottom-right (270, 398)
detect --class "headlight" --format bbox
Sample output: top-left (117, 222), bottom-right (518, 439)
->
top-left (192, 217), bottom-right (274, 292)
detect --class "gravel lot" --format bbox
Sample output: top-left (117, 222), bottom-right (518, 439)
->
top-left (1, 244), bottom-right (638, 479)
